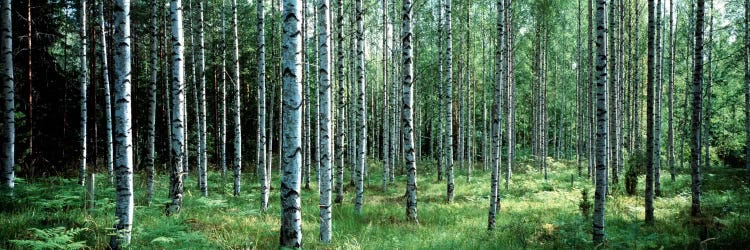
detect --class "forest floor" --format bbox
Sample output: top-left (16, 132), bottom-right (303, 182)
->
top-left (1, 157), bottom-right (749, 249)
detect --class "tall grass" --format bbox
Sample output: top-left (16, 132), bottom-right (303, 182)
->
top-left (1, 157), bottom-right (748, 249)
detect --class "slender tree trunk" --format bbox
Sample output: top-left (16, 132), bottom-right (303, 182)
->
top-left (318, 0), bottom-right (333, 240)
top-left (280, 0), bottom-right (303, 245)
top-left (257, 0), bottom-right (269, 210)
top-left (0, 0), bottom-right (13, 194)
top-left (110, 0), bottom-right (134, 246)
top-left (167, 0), bottom-right (186, 216)
top-left (505, 0), bottom-right (513, 190)
top-left (354, 0), bottom-right (367, 215)
top-left (608, 0), bottom-right (618, 186)
top-left (79, 0), bottom-right (89, 186)
top-left (382, 0), bottom-right (390, 191)
top-left (145, 0), bottom-right (158, 205)
top-left (703, 0), bottom-right (713, 170)
top-left (220, 0), bottom-right (227, 179)
top-left (445, 0), bottom-right (455, 203)
top-left (231, 0), bottom-right (242, 196)
top-left (488, 0), bottom-right (504, 231)
top-left (645, 0), bottom-right (656, 224)
top-left (99, 0), bottom-right (114, 185)
top-left (576, 0), bottom-right (582, 177)
top-left (690, 0), bottom-right (705, 218)
top-left (196, 0), bottom-right (207, 197)
top-left (587, 0), bottom-right (594, 180)
top-left (402, 0), bottom-right (417, 223)
top-left (654, 0), bottom-right (663, 198)
top-left (668, 0), bottom-right (675, 182)
top-left (745, 0), bottom-right (750, 183)
top-left (592, 0), bottom-right (607, 243)
top-left (334, 0), bottom-right (345, 204)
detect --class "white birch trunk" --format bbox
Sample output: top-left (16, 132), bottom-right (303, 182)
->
top-left (258, 0), bottom-right (269, 210)
top-left (280, 0), bottom-right (303, 246)
top-left (402, 0), bottom-right (417, 222)
top-left (231, 0), bottom-right (242, 196)
top-left (167, 0), bottom-right (186, 216)
top-left (593, 0), bottom-right (607, 243)
top-left (79, 0), bottom-right (88, 186)
top-left (488, 0), bottom-right (504, 231)
top-left (444, 0), bottom-right (455, 202)
top-left (354, 0), bottom-right (367, 215)
top-left (146, 0), bottom-right (158, 204)
top-left (197, 0), bottom-right (208, 197)
top-left (99, 0), bottom-right (114, 185)
top-left (318, 0), bottom-right (333, 239)
top-left (334, 0), bottom-right (345, 204)
top-left (0, 0), bottom-right (14, 193)
top-left (110, 0), bottom-right (134, 246)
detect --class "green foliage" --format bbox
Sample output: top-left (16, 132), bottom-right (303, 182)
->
top-left (625, 150), bottom-right (647, 196)
top-left (578, 189), bottom-right (591, 219)
top-left (9, 227), bottom-right (87, 250)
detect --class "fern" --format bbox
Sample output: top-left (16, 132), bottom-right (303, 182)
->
top-left (9, 227), bottom-right (87, 250)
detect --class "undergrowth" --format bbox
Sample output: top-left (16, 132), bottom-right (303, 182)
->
top-left (1, 157), bottom-right (749, 249)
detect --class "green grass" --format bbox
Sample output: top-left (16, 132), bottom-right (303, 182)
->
top-left (1, 157), bottom-right (749, 249)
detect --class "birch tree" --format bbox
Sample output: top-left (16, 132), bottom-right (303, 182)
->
top-left (280, 0), bottom-right (303, 245)
top-left (231, 0), bottom-right (242, 196)
top-left (592, 0), bottom-right (607, 243)
top-left (646, 0), bottom-right (656, 224)
top-left (79, 0), bottom-right (88, 186)
top-left (354, 0), bottom-right (367, 215)
top-left (334, 0), bottom-right (345, 204)
top-left (197, 0), bottom-right (207, 197)
top-left (146, 0), bottom-right (158, 204)
top-left (99, 0), bottom-right (114, 184)
top-left (746, 0), bottom-right (750, 183)
top-left (402, 0), bottom-right (417, 223)
top-left (258, 0), bottom-right (269, 210)
top-left (318, 0), bottom-right (333, 238)
top-left (445, 0), bottom-right (455, 203)
top-left (668, 0), bottom-right (675, 181)
top-left (0, 0), bottom-right (13, 194)
top-left (167, 0), bottom-right (186, 216)
top-left (488, 0), bottom-right (504, 231)
top-left (110, 0), bottom-right (134, 246)
top-left (690, 0), bottom-right (705, 217)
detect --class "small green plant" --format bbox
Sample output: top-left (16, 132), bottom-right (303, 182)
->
top-left (625, 150), bottom-right (647, 196)
top-left (9, 227), bottom-right (87, 250)
top-left (579, 189), bottom-right (592, 219)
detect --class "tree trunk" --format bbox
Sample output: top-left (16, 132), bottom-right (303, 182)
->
top-left (145, 0), bottom-right (158, 205)
top-left (318, 0), bottom-right (333, 240)
top-left (401, 0), bottom-right (417, 223)
top-left (280, 0), bottom-right (303, 246)
top-left (0, 0), bottom-right (14, 193)
top-left (99, 0), bottom-right (114, 185)
top-left (703, 0), bottom-right (713, 170)
top-left (354, 0), bottom-right (366, 215)
top-left (445, 0), bottom-right (455, 203)
top-left (220, 0), bottom-right (227, 179)
top-left (488, 0), bottom-right (504, 231)
top-left (231, 0), bottom-right (242, 196)
top-left (645, 0), bottom-right (656, 224)
top-left (110, 0), bottom-right (134, 246)
top-left (79, 0), bottom-right (89, 186)
top-left (167, 0), bottom-right (186, 217)
top-left (668, 0), bottom-right (675, 181)
top-left (197, 0), bottom-right (207, 197)
top-left (745, 0), bottom-right (750, 183)
top-left (654, 0), bottom-right (663, 197)
top-left (690, 0), bottom-right (705, 218)
top-left (382, 0), bottom-right (390, 192)
top-left (592, 0), bottom-right (607, 243)
top-left (334, 0), bottom-right (345, 204)
top-left (257, 0), bottom-right (268, 210)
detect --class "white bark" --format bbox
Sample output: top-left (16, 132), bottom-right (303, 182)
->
top-left (146, 0), bottom-right (158, 204)
top-left (79, 0), bottom-right (88, 186)
top-left (402, 0), bottom-right (417, 223)
top-left (334, 0), bottom-right (345, 204)
top-left (0, 0), bottom-right (14, 193)
top-left (593, 0), bottom-right (607, 243)
top-left (488, 0), bottom-right (504, 231)
top-left (318, 0), bottom-right (332, 239)
top-left (280, 0), bottom-right (303, 246)
top-left (258, 0), bottom-right (269, 210)
top-left (110, 0), bottom-right (134, 246)
top-left (99, 0), bottom-right (114, 185)
top-left (444, 0), bottom-right (455, 202)
top-left (231, 0), bottom-right (242, 197)
top-left (354, 0), bottom-right (366, 215)
top-left (197, 0), bottom-right (208, 197)
top-left (167, 0), bottom-right (186, 216)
